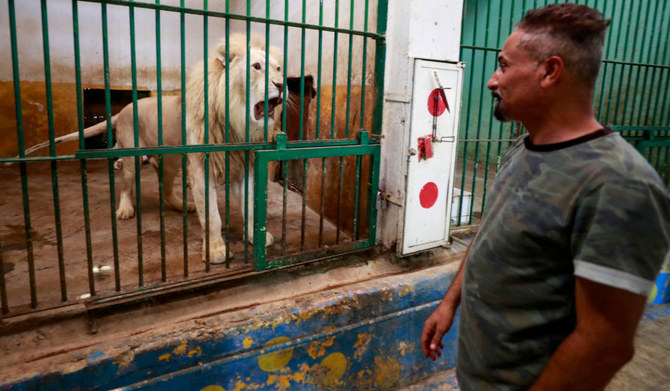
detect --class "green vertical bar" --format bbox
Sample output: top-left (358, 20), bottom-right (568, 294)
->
top-left (468, 0), bottom-right (493, 225)
top-left (480, 0), bottom-right (499, 218)
top-left (244, 0), bottom-right (251, 265)
top-left (263, 0), bottom-right (270, 141)
top-left (129, 0), bottom-right (141, 291)
top-left (332, 0), bottom-right (342, 242)
top-left (353, 154), bottom-right (362, 240)
top-left (623, 0), bottom-right (650, 126)
top-left (494, 0), bottom-right (506, 175)
top-left (253, 152), bottom-right (269, 270)
top-left (604, 0), bottom-right (626, 125)
top-left (224, 0), bottom-right (231, 268)
top-left (636, 1), bottom-right (658, 127)
top-left (203, 0), bottom-right (210, 271)
top-left (40, 0), bottom-right (67, 302)
top-left (300, 0), bottom-right (308, 251)
top-left (359, 0), bottom-right (369, 130)
top-left (317, 0), bottom-right (326, 247)
top-left (641, 0), bottom-right (663, 128)
top-left (180, 0), bottom-right (189, 276)
top-left (354, 1), bottom-right (367, 241)
top-left (155, 0), bottom-right (167, 282)
top-left (331, 0), bottom-right (340, 140)
top-left (371, 0), bottom-right (387, 135)
top-left (8, 0), bottom-right (37, 308)
top-left (281, 158), bottom-right (288, 254)
top-left (344, 0), bottom-right (354, 139)
top-left (101, 0), bottom-right (120, 292)
top-left (458, 0), bottom-right (479, 226)
top-left (612, 0), bottom-right (635, 125)
top-left (281, 0), bottom-right (288, 134)
top-left (596, 0), bottom-right (612, 121)
top-left (280, 0), bottom-right (289, 255)
top-left (367, 147), bottom-right (380, 247)
top-left (71, 0), bottom-right (96, 297)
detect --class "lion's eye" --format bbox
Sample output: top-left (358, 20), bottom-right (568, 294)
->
top-left (276, 65), bottom-right (281, 72)
top-left (252, 63), bottom-right (261, 70)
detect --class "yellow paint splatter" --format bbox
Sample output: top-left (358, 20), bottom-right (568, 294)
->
top-left (267, 365), bottom-right (309, 391)
top-left (319, 352), bottom-right (347, 386)
top-left (258, 336), bottom-right (294, 372)
top-left (188, 346), bottom-right (202, 358)
top-left (173, 343), bottom-right (188, 355)
top-left (373, 356), bottom-right (401, 388)
top-left (353, 333), bottom-right (372, 361)
top-left (398, 284), bottom-right (414, 297)
top-left (230, 380), bottom-right (246, 391)
top-left (647, 284), bottom-right (658, 304)
top-left (307, 326), bottom-right (337, 359)
top-left (200, 386), bottom-right (225, 391)
top-left (158, 353), bottom-right (171, 362)
top-left (243, 336), bottom-right (254, 349)
top-left (397, 341), bottom-right (413, 356)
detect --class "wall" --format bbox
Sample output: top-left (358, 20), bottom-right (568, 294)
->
top-left (0, 0), bottom-right (379, 157)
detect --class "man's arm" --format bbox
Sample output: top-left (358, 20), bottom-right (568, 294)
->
top-left (421, 237), bottom-right (474, 361)
top-left (529, 277), bottom-right (647, 390)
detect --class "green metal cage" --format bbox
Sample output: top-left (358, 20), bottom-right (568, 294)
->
top-left (0, 0), bottom-right (386, 317)
top-left (455, 0), bottom-right (670, 227)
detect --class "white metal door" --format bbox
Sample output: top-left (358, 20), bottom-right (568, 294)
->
top-left (401, 60), bottom-right (464, 255)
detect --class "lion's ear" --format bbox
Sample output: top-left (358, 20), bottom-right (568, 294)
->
top-left (215, 43), bottom-right (229, 68)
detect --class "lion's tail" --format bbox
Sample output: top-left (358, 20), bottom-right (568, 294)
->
top-left (21, 114), bottom-right (120, 157)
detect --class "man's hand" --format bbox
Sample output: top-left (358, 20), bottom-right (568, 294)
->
top-left (421, 301), bottom-right (457, 360)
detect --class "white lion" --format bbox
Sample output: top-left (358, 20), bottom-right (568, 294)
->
top-left (186, 33), bottom-right (284, 264)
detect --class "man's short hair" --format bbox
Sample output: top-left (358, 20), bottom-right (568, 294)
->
top-left (515, 4), bottom-right (611, 89)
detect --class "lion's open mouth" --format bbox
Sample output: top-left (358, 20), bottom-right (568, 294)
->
top-left (254, 97), bottom-right (282, 121)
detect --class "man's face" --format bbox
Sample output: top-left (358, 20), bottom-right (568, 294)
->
top-left (487, 30), bottom-right (542, 122)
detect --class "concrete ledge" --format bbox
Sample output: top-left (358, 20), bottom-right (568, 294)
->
top-left (0, 248), bottom-right (463, 390)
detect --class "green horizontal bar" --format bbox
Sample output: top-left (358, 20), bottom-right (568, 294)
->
top-left (77, 0), bottom-right (380, 39)
top-left (0, 155), bottom-right (79, 164)
top-left (611, 126), bottom-right (670, 132)
top-left (460, 44), bottom-right (501, 53)
top-left (602, 59), bottom-right (670, 70)
top-left (257, 144), bottom-right (379, 161)
top-left (635, 141), bottom-right (670, 148)
top-left (73, 138), bottom-right (380, 159)
top-left (260, 240), bottom-right (373, 271)
top-left (282, 138), bottom-right (379, 148)
top-left (75, 143), bottom-right (274, 159)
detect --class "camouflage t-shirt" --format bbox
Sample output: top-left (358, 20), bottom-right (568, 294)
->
top-left (456, 129), bottom-right (670, 390)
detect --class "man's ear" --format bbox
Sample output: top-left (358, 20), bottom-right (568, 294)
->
top-left (539, 56), bottom-right (563, 88)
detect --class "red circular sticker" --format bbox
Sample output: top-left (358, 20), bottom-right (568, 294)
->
top-left (419, 182), bottom-right (439, 209)
top-left (427, 89), bottom-right (447, 117)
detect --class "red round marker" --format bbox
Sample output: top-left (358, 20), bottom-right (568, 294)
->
top-left (420, 182), bottom-right (439, 208)
top-left (427, 89), bottom-right (447, 117)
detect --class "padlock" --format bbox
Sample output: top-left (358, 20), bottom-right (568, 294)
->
top-left (417, 137), bottom-right (425, 161)
top-left (424, 136), bottom-right (434, 159)
top-left (417, 135), bottom-right (434, 162)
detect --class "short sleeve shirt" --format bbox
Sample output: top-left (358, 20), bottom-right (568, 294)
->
top-left (456, 129), bottom-right (670, 390)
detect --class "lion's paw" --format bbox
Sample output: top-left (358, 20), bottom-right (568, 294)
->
top-left (265, 232), bottom-right (274, 247)
top-left (186, 202), bottom-right (196, 212)
top-left (204, 242), bottom-right (228, 264)
top-left (115, 205), bottom-right (135, 220)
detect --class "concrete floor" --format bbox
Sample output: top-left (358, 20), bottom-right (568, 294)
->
top-left (0, 159), bottom-right (348, 313)
top-left (400, 304), bottom-right (670, 391)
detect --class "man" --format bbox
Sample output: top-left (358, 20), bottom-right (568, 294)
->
top-left (421, 4), bottom-right (670, 390)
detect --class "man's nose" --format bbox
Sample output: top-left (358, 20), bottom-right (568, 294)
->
top-left (487, 73), bottom-right (498, 91)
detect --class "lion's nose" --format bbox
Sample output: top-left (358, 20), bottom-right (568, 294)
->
top-left (273, 81), bottom-right (283, 91)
